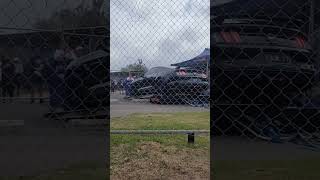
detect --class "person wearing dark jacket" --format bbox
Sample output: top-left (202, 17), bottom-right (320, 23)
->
top-left (1, 57), bottom-right (15, 103)
top-left (123, 73), bottom-right (134, 98)
top-left (43, 51), bottom-right (67, 112)
top-left (13, 57), bottom-right (24, 97)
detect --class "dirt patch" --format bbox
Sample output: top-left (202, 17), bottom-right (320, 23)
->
top-left (111, 142), bottom-right (209, 180)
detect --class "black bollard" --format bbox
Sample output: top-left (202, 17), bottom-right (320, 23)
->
top-left (188, 132), bottom-right (195, 144)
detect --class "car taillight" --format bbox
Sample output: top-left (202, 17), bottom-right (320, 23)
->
top-left (177, 70), bottom-right (187, 76)
top-left (230, 31), bottom-right (241, 43)
top-left (220, 31), bottom-right (241, 43)
top-left (295, 37), bottom-right (305, 48)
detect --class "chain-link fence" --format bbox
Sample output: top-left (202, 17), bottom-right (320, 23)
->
top-left (212, 0), bottom-right (320, 150)
top-left (111, 0), bottom-right (210, 108)
top-left (0, 0), bottom-right (109, 177)
top-left (0, 0), bottom-right (109, 124)
top-left (110, 2), bottom-right (210, 178)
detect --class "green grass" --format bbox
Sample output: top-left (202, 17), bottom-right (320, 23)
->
top-left (111, 112), bottom-right (210, 130)
top-left (110, 112), bottom-right (210, 179)
top-left (110, 111), bottom-right (210, 157)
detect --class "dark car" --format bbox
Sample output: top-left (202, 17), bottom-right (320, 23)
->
top-left (64, 50), bottom-right (109, 112)
top-left (130, 66), bottom-right (209, 104)
top-left (212, 1), bottom-right (317, 135)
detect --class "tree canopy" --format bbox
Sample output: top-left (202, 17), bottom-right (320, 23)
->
top-left (121, 59), bottom-right (148, 74)
top-left (33, 0), bottom-right (106, 29)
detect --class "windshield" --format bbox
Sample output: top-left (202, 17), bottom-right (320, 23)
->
top-left (144, 67), bottom-right (174, 77)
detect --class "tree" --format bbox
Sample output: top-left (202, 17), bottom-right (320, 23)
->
top-left (121, 59), bottom-right (148, 74)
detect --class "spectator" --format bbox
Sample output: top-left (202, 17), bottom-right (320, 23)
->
top-left (124, 73), bottom-right (134, 98)
top-left (13, 57), bottom-right (24, 96)
top-left (54, 48), bottom-right (65, 61)
top-left (1, 57), bottom-right (15, 103)
top-left (64, 46), bottom-right (77, 63)
top-left (116, 80), bottom-right (121, 94)
top-left (43, 48), bottom-right (67, 112)
top-left (74, 46), bottom-right (87, 57)
top-left (119, 79), bottom-right (125, 94)
top-left (29, 56), bottom-right (44, 103)
top-left (111, 80), bottom-right (115, 93)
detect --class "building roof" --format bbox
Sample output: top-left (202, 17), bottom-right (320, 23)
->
top-left (0, 26), bottom-right (108, 48)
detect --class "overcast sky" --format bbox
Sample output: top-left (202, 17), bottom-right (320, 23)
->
top-left (110, 0), bottom-right (210, 70)
top-left (0, 0), bottom-right (210, 70)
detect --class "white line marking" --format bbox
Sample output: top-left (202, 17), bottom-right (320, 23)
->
top-left (0, 120), bottom-right (25, 127)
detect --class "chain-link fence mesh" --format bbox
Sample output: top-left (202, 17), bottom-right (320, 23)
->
top-left (212, 0), bottom-right (320, 150)
top-left (0, 0), bottom-right (108, 125)
top-left (110, 2), bottom-right (210, 178)
top-left (0, 0), bottom-right (109, 177)
top-left (111, 0), bottom-right (210, 108)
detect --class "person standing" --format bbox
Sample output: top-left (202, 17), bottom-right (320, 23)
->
top-left (44, 48), bottom-right (67, 112)
top-left (13, 57), bottom-right (24, 97)
top-left (1, 57), bottom-right (15, 103)
top-left (74, 46), bottom-right (86, 57)
top-left (29, 56), bottom-right (44, 103)
top-left (111, 80), bottom-right (115, 93)
top-left (124, 73), bottom-right (134, 98)
top-left (64, 46), bottom-right (77, 63)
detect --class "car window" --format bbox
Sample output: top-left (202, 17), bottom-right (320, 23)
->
top-left (144, 67), bottom-right (174, 77)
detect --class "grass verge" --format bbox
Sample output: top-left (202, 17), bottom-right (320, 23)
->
top-left (110, 112), bottom-right (210, 180)
top-left (111, 111), bottom-right (210, 130)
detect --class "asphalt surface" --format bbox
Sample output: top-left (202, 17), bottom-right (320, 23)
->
top-left (110, 92), bottom-right (209, 118)
top-left (0, 102), bottom-right (107, 177)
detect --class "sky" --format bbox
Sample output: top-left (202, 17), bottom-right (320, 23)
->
top-left (110, 0), bottom-right (210, 71)
top-left (0, 0), bottom-right (210, 71)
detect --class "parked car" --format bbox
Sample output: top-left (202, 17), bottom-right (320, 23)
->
top-left (64, 50), bottom-right (109, 112)
top-left (130, 66), bottom-right (209, 104)
top-left (212, 1), bottom-right (317, 135)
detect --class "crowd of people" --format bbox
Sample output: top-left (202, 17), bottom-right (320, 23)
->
top-left (0, 43), bottom-right (87, 111)
top-left (110, 73), bottom-right (136, 98)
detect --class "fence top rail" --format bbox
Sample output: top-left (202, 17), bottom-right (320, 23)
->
top-left (111, 130), bottom-right (210, 134)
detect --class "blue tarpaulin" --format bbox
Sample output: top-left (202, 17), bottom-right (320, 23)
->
top-left (171, 48), bottom-right (210, 68)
